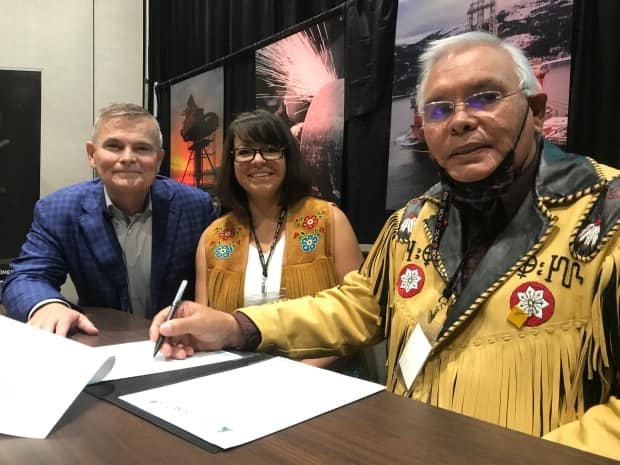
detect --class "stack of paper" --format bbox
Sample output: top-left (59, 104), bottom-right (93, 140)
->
top-left (0, 315), bottom-right (114, 438)
top-left (120, 356), bottom-right (385, 449)
top-left (0, 318), bottom-right (243, 439)
top-left (0, 315), bottom-right (383, 447)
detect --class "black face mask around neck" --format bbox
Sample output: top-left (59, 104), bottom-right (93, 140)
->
top-left (437, 150), bottom-right (516, 206)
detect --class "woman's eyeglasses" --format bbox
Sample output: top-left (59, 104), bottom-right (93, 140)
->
top-left (230, 147), bottom-right (285, 162)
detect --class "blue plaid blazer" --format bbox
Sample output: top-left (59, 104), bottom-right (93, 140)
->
top-left (3, 176), bottom-right (217, 320)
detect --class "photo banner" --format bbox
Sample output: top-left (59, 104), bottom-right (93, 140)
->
top-left (255, 14), bottom-right (345, 205)
top-left (169, 67), bottom-right (224, 197)
top-left (386, 0), bottom-right (573, 209)
top-left (0, 69), bottom-right (41, 264)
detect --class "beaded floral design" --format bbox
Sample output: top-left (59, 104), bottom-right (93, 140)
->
top-left (210, 226), bottom-right (242, 259)
top-left (294, 210), bottom-right (326, 252)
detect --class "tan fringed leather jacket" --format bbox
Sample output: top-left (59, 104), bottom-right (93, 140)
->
top-left (243, 142), bottom-right (620, 459)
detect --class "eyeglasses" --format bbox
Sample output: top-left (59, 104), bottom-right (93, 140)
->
top-left (423, 89), bottom-right (523, 124)
top-left (230, 146), bottom-right (285, 162)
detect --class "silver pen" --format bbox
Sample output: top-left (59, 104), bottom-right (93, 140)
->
top-left (153, 279), bottom-right (188, 357)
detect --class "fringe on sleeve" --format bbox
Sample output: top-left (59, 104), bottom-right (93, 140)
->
top-left (585, 245), bottom-right (620, 402)
top-left (359, 210), bottom-right (403, 337)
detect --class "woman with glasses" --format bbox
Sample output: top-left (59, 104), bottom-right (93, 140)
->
top-left (194, 109), bottom-right (363, 370)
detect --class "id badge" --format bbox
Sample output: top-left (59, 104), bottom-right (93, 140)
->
top-left (244, 290), bottom-right (285, 306)
top-left (244, 286), bottom-right (287, 306)
top-left (398, 324), bottom-right (432, 391)
top-left (398, 292), bottom-right (455, 390)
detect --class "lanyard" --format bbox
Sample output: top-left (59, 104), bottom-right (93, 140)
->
top-left (249, 208), bottom-right (286, 295)
top-left (428, 192), bottom-right (469, 323)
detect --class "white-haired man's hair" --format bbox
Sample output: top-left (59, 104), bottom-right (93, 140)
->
top-left (415, 31), bottom-right (541, 113)
top-left (91, 103), bottom-right (163, 149)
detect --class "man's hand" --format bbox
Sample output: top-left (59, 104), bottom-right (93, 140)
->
top-left (28, 303), bottom-right (99, 337)
top-left (149, 301), bottom-right (244, 359)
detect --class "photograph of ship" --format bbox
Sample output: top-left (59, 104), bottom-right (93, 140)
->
top-left (255, 14), bottom-right (345, 204)
top-left (169, 66), bottom-right (224, 196)
top-left (385, 0), bottom-right (573, 209)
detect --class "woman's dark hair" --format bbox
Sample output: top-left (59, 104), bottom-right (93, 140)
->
top-left (217, 109), bottom-right (312, 216)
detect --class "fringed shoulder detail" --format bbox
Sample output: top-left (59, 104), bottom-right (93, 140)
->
top-left (571, 176), bottom-right (620, 261)
top-left (396, 197), bottom-right (425, 242)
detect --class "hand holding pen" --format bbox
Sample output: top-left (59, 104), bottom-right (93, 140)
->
top-left (153, 279), bottom-right (188, 357)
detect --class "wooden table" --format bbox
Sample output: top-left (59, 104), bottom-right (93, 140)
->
top-left (0, 307), bottom-right (616, 465)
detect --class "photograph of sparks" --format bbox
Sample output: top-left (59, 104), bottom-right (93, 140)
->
top-left (255, 14), bottom-right (345, 204)
top-left (385, 0), bottom-right (573, 209)
top-left (169, 66), bottom-right (224, 196)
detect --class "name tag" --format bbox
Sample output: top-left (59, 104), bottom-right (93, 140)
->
top-left (244, 290), bottom-right (284, 306)
top-left (398, 324), bottom-right (432, 390)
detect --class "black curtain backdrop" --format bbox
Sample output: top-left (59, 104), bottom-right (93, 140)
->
top-left (148, 0), bottom-right (619, 243)
top-left (566, 0), bottom-right (620, 167)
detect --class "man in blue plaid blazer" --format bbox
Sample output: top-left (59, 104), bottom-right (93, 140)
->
top-left (2, 103), bottom-right (217, 336)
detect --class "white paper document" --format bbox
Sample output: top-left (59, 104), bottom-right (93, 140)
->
top-left (120, 356), bottom-right (385, 449)
top-left (0, 315), bottom-right (115, 439)
top-left (90, 340), bottom-right (241, 383)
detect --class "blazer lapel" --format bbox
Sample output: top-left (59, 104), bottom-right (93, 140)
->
top-left (78, 185), bottom-right (126, 284)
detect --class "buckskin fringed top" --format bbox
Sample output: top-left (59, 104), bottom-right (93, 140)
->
top-left (202, 197), bottom-right (337, 312)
